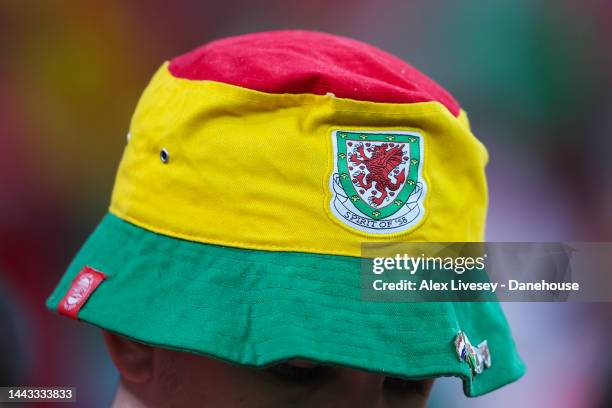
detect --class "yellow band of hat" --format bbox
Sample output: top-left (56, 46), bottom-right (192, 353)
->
top-left (110, 63), bottom-right (488, 257)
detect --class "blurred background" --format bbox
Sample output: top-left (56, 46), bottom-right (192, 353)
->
top-left (1, 1), bottom-right (611, 407)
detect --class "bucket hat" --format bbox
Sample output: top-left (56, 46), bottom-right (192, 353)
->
top-left (47, 30), bottom-right (524, 396)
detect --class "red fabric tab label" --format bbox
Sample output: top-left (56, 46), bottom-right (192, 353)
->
top-left (57, 266), bottom-right (106, 319)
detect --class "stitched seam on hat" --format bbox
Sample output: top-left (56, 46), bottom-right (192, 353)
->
top-left (108, 210), bottom-right (365, 259)
top-left (91, 316), bottom-right (465, 372)
top-left (96, 302), bottom-right (452, 344)
top-left (136, 273), bottom-right (448, 318)
top-left (98, 274), bottom-right (448, 321)
top-left (165, 66), bottom-right (455, 116)
top-left (187, 304), bottom-right (452, 333)
top-left (110, 208), bottom-right (435, 257)
top-left (102, 215), bottom-right (376, 271)
top-left (107, 214), bottom-right (362, 269)
top-left (90, 306), bottom-right (453, 360)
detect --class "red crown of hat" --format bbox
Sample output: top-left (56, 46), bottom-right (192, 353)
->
top-left (169, 30), bottom-right (460, 116)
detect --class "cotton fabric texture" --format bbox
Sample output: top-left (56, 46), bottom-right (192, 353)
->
top-left (47, 30), bottom-right (525, 396)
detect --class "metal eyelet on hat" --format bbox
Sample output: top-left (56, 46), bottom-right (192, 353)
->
top-left (160, 148), bottom-right (170, 163)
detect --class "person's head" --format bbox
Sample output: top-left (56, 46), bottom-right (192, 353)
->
top-left (47, 30), bottom-right (524, 407)
top-left (104, 331), bottom-right (434, 407)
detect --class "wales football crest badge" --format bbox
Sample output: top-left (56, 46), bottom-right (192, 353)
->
top-left (329, 130), bottom-right (427, 234)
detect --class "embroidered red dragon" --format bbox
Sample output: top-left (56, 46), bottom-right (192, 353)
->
top-left (349, 143), bottom-right (406, 206)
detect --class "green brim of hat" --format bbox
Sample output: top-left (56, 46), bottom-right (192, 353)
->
top-left (46, 213), bottom-right (525, 396)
